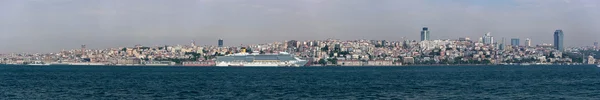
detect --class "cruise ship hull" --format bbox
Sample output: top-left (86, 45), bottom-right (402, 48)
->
top-left (27, 64), bottom-right (50, 66)
top-left (144, 64), bottom-right (171, 66)
top-left (216, 52), bottom-right (308, 67)
top-left (216, 63), bottom-right (280, 67)
top-left (49, 63), bottom-right (70, 66)
top-left (216, 61), bottom-right (307, 67)
top-left (68, 63), bottom-right (107, 66)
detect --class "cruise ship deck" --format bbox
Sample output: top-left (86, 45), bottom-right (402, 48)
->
top-left (216, 52), bottom-right (307, 67)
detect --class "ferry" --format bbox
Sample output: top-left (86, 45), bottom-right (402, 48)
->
top-left (216, 51), bottom-right (308, 67)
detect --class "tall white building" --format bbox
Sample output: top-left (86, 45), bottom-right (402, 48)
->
top-left (482, 32), bottom-right (494, 44)
top-left (588, 56), bottom-right (595, 64)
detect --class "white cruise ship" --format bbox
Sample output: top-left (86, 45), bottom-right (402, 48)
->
top-left (216, 52), bottom-right (308, 67)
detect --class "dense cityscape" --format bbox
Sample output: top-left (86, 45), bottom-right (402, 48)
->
top-left (1, 27), bottom-right (599, 66)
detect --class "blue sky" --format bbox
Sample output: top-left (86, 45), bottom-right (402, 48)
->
top-left (0, 0), bottom-right (599, 53)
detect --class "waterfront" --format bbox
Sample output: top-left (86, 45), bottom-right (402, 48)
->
top-left (3, 38), bottom-right (599, 67)
top-left (1, 65), bottom-right (600, 99)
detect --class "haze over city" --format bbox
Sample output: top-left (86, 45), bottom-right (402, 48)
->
top-left (1, 0), bottom-right (599, 53)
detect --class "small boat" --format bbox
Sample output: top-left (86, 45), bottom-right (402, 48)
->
top-left (597, 65), bottom-right (600, 67)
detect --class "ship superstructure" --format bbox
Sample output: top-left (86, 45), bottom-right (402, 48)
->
top-left (216, 52), bottom-right (308, 67)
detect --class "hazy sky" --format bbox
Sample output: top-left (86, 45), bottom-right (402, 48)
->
top-left (1, 0), bottom-right (599, 53)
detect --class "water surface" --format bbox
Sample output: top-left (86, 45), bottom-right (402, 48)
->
top-left (1, 65), bottom-right (599, 99)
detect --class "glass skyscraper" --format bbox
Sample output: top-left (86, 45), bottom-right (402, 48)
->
top-left (218, 39), bottom-right (224, 47)
top-left (420, 27), bottom-right (430, 41)
top-left (499, 37), bottom-right (505, 50)
top-left (511, 38), bottom-right (520, 46)
top-left (554, 30), bottom-right (564, 51)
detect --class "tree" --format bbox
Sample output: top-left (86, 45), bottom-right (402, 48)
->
top-left (139, 47), bottom-right (150, 50)
top-left (321, 45), bottom-right (329, 51)
top-left (549, 53), bottom-right (557, 58)
top-left (473, 60), bottom-right (482, 64)
top-left (202, 49), bottom-right (208, 54)
top-left (246, 48), bottom-right (253, 53)
top-left (185, 52), bottom-right (202, 60)
top-left (328, 58), bottom-right (338, 65)
top-left (329, 52), bottom-right (334, 57)
top-left (338, 51), bottom-right (350, 56)
top-left (213, 52), bottom-right (218, 56)
top-left (454, 57), bottom-right (463, 64)
top-left (333, 46), bottom-right (341, 53)
top-left (169, 58), bottom-right (183, 64)
top-left (440, 58), bottom-right (450, 64)
top-left (482, 59), bottom-right (491, 64)
top-left (318, 59), bottom-right (327, 65)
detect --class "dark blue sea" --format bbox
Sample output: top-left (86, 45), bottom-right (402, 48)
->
top-left (1, 65), bottom-right (600, 99)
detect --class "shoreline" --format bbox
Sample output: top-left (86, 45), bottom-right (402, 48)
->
top-left (0, 63), bottom-right (594, 67)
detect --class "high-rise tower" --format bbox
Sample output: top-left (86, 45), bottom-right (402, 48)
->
top-left (554, 30), bottom-right (564, 51)
top-left (525, 38), bottom-right (531, 47)
top-left (511, 38), bottom-right (520, 46)
top-left (81, 44), bottom-right (86, 55)
top-left (420, 27), bottom-right (430, 41)
top-left (499, 37), bottom-right (505, 50)
top-left (482, 32), bottom-right (494, 44)
top-left (218, 39), bottom-right (224, 47)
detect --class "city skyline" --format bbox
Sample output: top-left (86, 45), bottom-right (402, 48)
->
top-left (0, 28), bottom-right (592, 54)
top-left (1, 0), bottom-right (600, 53)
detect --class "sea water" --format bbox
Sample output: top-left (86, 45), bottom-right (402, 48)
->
top-left (1, 65), bottom-right (599, 99)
